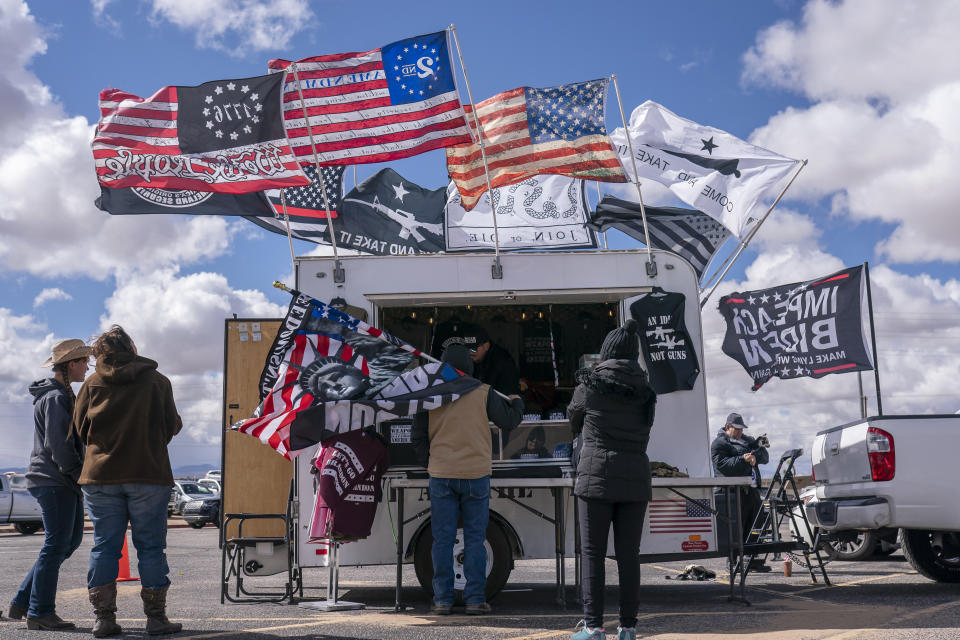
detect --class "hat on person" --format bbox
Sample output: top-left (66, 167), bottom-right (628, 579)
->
top-left (599, 318), bottom-right (640, 361)
top-left (441, 343), bottom-right (474, 376)
top-left (41, 338), bottom-right (93, 367)
top-left (460, 325), bottom-right (490, 350)
top-left (726, 412), bottom-right (748, 429)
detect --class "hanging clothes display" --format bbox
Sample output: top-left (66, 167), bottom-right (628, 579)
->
top-left (628, 288), bottom-right (700, 394)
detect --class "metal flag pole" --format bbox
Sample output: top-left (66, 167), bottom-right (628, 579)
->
top-left (863, 261), bottom-right (883, 415)
top-left (610, 74), bottom-right (655, 276)
top-left (594, 181), bottom-right (608, 249)
top-left (699, 159), bottom-right (808, 308)
top-left (289, 63), bottom-right (344, 283)
top-left (449, 24), bottom-right (504, 279)
top-left (279, 190), bottom-right (297, 272)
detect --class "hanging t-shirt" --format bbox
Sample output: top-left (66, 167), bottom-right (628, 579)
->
top-left (629, 289), bottom-right (700, 394)
top-left (519, 319), bottom-right (561, 384)
top-left (561, 312), bottom-right (608, 384)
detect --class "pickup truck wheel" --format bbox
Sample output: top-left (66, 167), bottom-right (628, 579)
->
top-left (14, 522), bottom-right (41, 535)
top-left (413, 520), bottom-right (512, 602)
top-left (900, 529), bottom-right (960, 582)
top-left (188, 522), bottom-right (205, 529)
top-left (824, 530), bottom-right (878, 561)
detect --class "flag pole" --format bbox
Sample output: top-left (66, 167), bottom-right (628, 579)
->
top-left (594, 181), bottom-right (608, 249)
top-left (610, 74), bottom-right (655, 276)
top-left (279, 190), bottom-right (297, 272)
top-left (449, 24), bottom-right (504, 279)
top-left (699, 159), bottom-right (807, 308)
top-left (863, 261), bottom-right (883, 415)
top-left (289, 63), bottom-right (345, 282)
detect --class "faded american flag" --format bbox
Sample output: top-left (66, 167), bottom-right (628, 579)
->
top-left (647, 498), bottom-right (714, 535)
top-left (93, 73), bottom-right (308, 193)
top-left (446, 79), bottom-right (626, 211)
top-left (269, 31), bottom-right (471, 166)
top-left (247, 165), bottom-right (345, 244)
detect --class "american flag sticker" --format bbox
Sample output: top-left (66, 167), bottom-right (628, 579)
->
top-left (647, 498), bottom-right (714, 535)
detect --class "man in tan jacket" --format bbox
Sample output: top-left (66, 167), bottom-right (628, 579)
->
top-left (411, 343), bottom-right (523, 616)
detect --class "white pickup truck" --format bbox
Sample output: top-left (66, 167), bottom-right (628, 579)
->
top-left (0, 472), bottom-right (43, 534)
top-left (804, 414), bottom-right (960, 582)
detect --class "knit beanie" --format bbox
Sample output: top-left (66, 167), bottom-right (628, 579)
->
top-left (599, 318), bottom-right (640, 361)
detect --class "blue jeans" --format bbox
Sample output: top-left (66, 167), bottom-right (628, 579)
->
top-left (429, 476), bottom-right (490, 606)
top-left (83, 483), bottom-right (171, 590)
top-left (11, 486), bottom-right (84, 617)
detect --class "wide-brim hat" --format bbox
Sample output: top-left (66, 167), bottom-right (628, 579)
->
top-left (41, 339), bottom-right (94, 367)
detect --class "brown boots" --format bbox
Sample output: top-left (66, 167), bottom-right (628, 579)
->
top-left (88, 583), bottom-right (122, 638)
top-left (140, 587), bottom-right (182, 636)
top-left (88, 584), bottom-right (181, 636)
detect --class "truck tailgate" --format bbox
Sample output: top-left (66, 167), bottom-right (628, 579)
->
top-left (812, 421), bottom-right (873, 486)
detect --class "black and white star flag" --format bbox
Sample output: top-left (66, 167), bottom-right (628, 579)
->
top-left (588, 196), bottom-right (730, 281)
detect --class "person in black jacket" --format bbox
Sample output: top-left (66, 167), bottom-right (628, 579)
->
top-left (8, 339), bottom-right (91, 630)
top-left (463, 325), bottom-right (521, 396)
top-left (566, 319), bottom-right (656, 640)
top-left (710, 412), bottom-right (770, 571)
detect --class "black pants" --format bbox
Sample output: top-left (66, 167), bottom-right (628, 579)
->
top-left (740, 486), bottom-right (763, 541)
top-left (578, 497), bottom-right (647, 629)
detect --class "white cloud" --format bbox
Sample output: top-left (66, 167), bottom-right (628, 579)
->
top-left (33, 287), bottom-right (72, 308)
top-left (95, 0), bottom-right (314, 54)
top-left (742, 0), bottom-right (960, 264)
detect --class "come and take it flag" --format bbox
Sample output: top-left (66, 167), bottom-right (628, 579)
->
top-left (93, 73), bottom-right (309, 193)
top-left (610, 100), bottom-right (800, 238)
top-left (588, 196), bottom-right (730, 281)
top-left (718, 265), bottom-right (873, 391)
top-left (446, 79), bottom-right (627, 211)
top-left (445, 175), bottom-right (597, 251)
top-left (247, 165), bottom-right (345, 244)
top-left (235, 291), bottom-right (481, 458)
top-left (269, 31), bottom-right (472, 166)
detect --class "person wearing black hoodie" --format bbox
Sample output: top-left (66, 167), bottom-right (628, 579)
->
top-left (8, 339), bottom-right (92, 631)
top-left (72, 326), bottom-right (182, 637)
top-left (567, 319), bottom-right (656, 640)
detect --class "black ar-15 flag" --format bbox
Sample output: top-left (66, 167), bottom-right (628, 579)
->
top-left (588, 196), bottom-right (730, 281)
top-left (718, 265), bottom-right (873, 390)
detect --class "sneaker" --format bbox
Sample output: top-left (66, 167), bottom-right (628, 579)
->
top-left (572, 620), bottom-right (606, 639)
top-left (464, 602), bottom-right (492, 615)
top-left (617, 626), bottom-right (637, 640)
top-left (431, 602), bottom-right (453, 616)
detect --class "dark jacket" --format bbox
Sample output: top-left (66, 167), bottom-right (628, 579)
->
top-left (710, 429), bottom-right (769, 478)
top-left (25, 379), bottom-right (84, 493)
top-left (473, 342), bottom-right (521, 396)
top-left (73, 353), bottom-right (182, 486)
top-left (567, 360), bottom-right (657, 502)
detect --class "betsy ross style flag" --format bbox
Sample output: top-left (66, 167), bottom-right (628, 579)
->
top-left (588, 196), bottom-right (731, 281)
top-left (610, 100), bottom-right (800, 238)
top-left (93, 73), bottom-right (309, 193)
top-left (446, 79), bottom-right (627, 211)
top-left (235, 291), bottom-right (480, 458)
top-left (718, 265), bottom-right (873, 390)
top-left (269, 31), bottom-right (472, 166)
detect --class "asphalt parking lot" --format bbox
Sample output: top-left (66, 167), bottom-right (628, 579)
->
top-left (2, 527), bottom-right (960, 639)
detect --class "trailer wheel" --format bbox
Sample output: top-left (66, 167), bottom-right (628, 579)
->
top-left (824, 530), bottom-right (878, 561)
top-left (900, 529), bottom-right (960, 582)
top-left (14, 522), bottom-right (41, 535)
top-left (413, 520), bottom-right (512, 601)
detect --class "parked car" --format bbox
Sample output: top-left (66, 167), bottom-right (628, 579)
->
top-left (197, 478), bottom-right (221, 494)
top-left (170, 480), bottom-right (217, 516)
top-left (181, 495), bottom-right (220, 529)
top-left (204, 469), bottom-right (222, 481)
top-left (1, 472), bottom-right (43, 535)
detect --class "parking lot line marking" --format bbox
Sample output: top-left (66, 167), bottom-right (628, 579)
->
top-left (177, 619), bottom-right (342, 639)
top-left (793, 571), bottom-right (912, 594)
top-left (821, 598), bottom-right (960, 640)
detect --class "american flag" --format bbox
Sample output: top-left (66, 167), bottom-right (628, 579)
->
top-left (93, 73), bottom-right (309, 193)
top-left (247, 165), bottom-right (345, 245)
top-left (589, 197), bottom-right (731, 281)
top-left (647, 498), bottom-right (714, 535)
top-left (446, 79), bottom-right (627, 211)
top-left (269, 31), bottom-right (472, 166)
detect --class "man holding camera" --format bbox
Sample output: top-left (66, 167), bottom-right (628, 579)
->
top-left (711, 412), bottom-right (770, 572)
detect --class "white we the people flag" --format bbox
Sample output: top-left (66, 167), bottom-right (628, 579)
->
top-left (610, 101), bottom-right (800, 238)
top-left (444, 175), bottom-right (597, 251)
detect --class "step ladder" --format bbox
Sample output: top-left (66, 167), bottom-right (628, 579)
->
top-left (738, 448), bottom-right (830, 588)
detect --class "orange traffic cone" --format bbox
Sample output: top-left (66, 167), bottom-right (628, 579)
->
top-left (117, 532), bottom-right (140, 582)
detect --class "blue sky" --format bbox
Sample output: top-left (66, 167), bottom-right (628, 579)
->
top-left (1, 0), bottom-right (958, 472)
